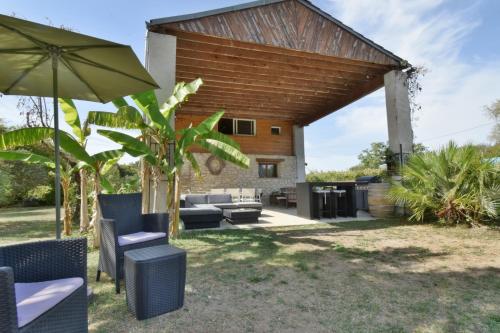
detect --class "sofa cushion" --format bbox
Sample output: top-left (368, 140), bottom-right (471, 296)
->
top-left (118, 231), bottom-right (166, 246)
top-left (184, 194), bottom-right (208, 208)
top-left (180, 207), bottom-right (222, 216)
top-left (237, 201), bottom-right (263, 210)
top-left (207, 194), bottom-right (232, 204)
top-left (15, 277), bottom-right (84, 328)
top-left (212, 202), bottom-right (240, 210)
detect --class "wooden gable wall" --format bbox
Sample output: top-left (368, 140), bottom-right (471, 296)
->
top-left (159, 0), bottom-right (400, 66)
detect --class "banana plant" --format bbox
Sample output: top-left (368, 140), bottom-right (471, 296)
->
top-left (0, 150), bottom-right (75, 236)
top-left (89, 78), bottom-right (249, 237)
top-left (0, 114), bottom-right (123, 246)
top-left (59, 98), bottom-right (124, 239)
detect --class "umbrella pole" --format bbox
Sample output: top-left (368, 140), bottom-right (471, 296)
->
top-left (52, 54), bottom-right (61, 239)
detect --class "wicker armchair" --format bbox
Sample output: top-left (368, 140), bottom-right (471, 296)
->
top-left (0, 238), bottom-right (88, 333)
top-left (96, 193), bottom-right (169, 293)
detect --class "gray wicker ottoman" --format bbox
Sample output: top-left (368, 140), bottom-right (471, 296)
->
top-left (124, 245), bottom-right (186, 320)
top-left (223, 208), bottom-right (260, 224)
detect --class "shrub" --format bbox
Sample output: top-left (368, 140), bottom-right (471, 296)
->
top-left (25, 185), bottom-right (55, 206)
top-left (307, 168), bottom-right (385, 182)
top-left (0, 168), bottom-right (13, 207)
top-left (389, 142), bottom-right (499, 226)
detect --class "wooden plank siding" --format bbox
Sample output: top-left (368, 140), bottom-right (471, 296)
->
top-left (153, 0), bottom-right (399, 66)
top-left (176, 114), bottom-right (294, 156)
top-left (148, 0), bottom-right (406, 125)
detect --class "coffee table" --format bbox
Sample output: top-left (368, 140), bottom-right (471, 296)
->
top-left (223, 208), bottom-right (260, 224)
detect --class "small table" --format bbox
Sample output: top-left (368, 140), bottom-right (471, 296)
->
top-left (124, 245), bottom-right (186, 320)
top-left (223, 208), bottom-right (260, 224)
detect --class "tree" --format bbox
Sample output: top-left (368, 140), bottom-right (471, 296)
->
top-left (358, 142), bottom-right (390, 169)
top-left (357, 142), bottom-right (428, 169)
top-left (484, 99), bottom-right (500, 145)
top-left (89, 78), bottom-right (249, 237)
top-left (388, 142), bottom-right (499, 226)
top-left (17, 96), bottom-right (53, 128)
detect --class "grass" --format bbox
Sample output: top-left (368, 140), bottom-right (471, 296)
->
top-left (1, 207), bottom-right (500, 332)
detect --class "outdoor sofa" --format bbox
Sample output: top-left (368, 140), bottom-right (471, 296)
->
top-left (0, 238), bottom-right (88, 333)
top-left (96, 193), bottom-right (169, 294)
top-left (180, 193), bottom-right (262, 229)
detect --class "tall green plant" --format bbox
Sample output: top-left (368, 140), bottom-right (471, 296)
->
top-left (88, 78), bottom-right (249, 237)
top-left (59, 99), bottom-right (123, 241)
top-left (0, 150), bottom-right (76, 235)
top-left (0, 124), bottom-right (122, 242)
top-left (389, 142), bottom-right (499, 226)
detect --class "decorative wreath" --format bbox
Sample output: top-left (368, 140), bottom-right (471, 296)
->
top-left (205, 156), bottom-right (225, 175)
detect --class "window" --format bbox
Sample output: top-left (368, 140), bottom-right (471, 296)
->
top-left (218, 118), bottom-right (233, 135)
top-left (271, 126), bottom-right (281, 135)
top-left (218, 118), bottom-right (256, 136)
top-left (258, 163), bottom-right (278, 178)
top-left (235, 119), bottom-right (255, 135)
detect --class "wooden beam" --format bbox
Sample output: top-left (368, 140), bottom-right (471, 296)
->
top-left (158, 29), bottom-right (399, 70)
top-left (176, 51), bottom-right (376, 82)
top-left (176, 75), bottom-right (348, 96)
top-left (176, 68), bottom-right (351, 91)
top-left (185, 98), bottom-right (322, 112)
top-left (176, 62), bottom-right (360, 87)
top-left (179, 107), bottom-right (300, 121)
top-left (194, 88), bottom-right (342, 105)
top-left (176, 39), bottom-right (389, 77)
top-left (300, 76), bottom-right (385, 125)
top-left (184, 101), bottom-right (315, 115)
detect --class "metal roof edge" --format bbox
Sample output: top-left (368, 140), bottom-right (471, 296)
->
top-left (147, 0), bottom-right (285, 27)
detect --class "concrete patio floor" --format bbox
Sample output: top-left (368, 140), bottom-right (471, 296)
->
top-left (210, 207), bottom-right (375, 230)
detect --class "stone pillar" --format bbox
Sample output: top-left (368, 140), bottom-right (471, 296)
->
top-left (293, 125), bottom-right (306, 182)
top-left (384, 70), bottom-right (414, 164)
top-left (143, 31), bottom-right (176, 213)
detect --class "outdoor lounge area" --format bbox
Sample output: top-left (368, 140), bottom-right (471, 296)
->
top-left (1, 0), bottom-right (499, 332)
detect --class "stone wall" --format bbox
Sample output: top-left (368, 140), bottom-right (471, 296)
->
top-left (180, 153), bottom-right (297, 204)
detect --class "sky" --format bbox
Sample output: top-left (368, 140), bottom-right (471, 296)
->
top-left (1, 0), bottom-right (499, 171)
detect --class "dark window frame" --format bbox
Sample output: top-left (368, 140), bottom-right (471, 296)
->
top-left (271, 126), bottom-right (281, 135)
top-left (258, 162), bottom-right (278, 178)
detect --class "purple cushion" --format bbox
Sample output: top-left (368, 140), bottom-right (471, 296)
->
top-left (118, 231), bottom-right (166, 246)
top-left (15, 277), bottom-right (84, 328)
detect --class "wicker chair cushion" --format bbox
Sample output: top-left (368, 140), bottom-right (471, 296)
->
top-left (118, 231), bottom-right (167, 246)
top-left (15, 277), bottom-right (84, 328)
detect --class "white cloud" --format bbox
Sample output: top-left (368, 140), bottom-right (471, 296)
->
top-left (305, 0), bottom-right (498, 170)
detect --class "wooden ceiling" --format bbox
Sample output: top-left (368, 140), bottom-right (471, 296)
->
top-left (149, 0), bottom-right (405, 125)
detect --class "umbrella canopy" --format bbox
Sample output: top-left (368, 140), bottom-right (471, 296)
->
top-left (0, 14), bottom-right (158, 101)
top-left (0, 14), bottom-right (159, 238)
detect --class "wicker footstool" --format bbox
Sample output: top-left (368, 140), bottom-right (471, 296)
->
top-left (223, 208), bottom-right (260, 224)
top-left (124, 245), bottom-right (186, 320)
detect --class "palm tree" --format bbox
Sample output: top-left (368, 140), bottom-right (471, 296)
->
top-left (88, 78), bottom-right (249, 237)
top-left (389, 142), bottom-right (499, 225)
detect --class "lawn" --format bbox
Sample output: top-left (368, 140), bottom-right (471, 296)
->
top-left (1, 207), bottom-right (499, 332)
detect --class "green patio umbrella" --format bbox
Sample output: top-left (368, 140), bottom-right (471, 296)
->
top-left (0, 14), bottom-right (159, 239)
